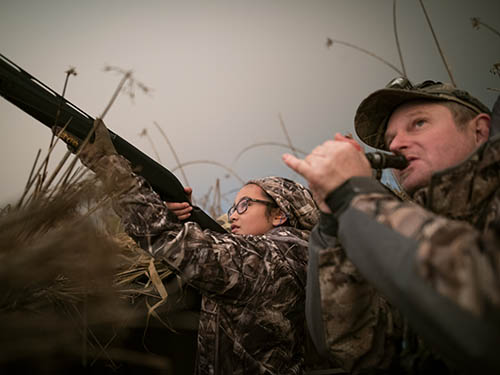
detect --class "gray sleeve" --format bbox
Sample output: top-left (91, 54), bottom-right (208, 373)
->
top-left (337, 205), bottom-right (500, 374)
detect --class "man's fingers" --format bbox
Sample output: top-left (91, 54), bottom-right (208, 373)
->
top-left (283, 153), bottom-right (315, 180)
top-left (334, 133), bottom-right (362, 152)
top-left (283, 153), bottom-right (304, 175)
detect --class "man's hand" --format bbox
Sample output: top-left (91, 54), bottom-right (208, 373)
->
top-left (78, 118), bottom-right (117, 170)
top-left (165, 187), bottom-right (193, 220)
top-left (282, 133), bottom-right (371, 213)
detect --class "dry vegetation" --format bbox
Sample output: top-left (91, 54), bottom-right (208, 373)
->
top-left (0, 71), bottom-right (197, 373)
top-left (0, 168), bottom-right (175, 372)
top-left (1, 2), bottom-right (498, 374)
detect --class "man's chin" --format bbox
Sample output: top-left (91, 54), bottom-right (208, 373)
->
top-left (399, 175), bottom-right (428, 194)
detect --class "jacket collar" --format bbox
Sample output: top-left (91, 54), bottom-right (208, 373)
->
top-left (411, 135), bottom-right (500, 223)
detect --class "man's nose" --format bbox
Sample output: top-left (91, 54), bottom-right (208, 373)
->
top-left (388, 132), bottom-right (409, 153)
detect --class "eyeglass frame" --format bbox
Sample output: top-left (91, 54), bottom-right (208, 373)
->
top-left (227, 197), bottom-right (277, 219)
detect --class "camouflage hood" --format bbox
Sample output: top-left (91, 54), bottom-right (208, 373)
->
top-left (247, 176), bottom-right (319, 230)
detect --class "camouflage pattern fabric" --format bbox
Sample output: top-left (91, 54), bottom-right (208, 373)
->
top-left (99, 155), bottom-right (319, 375)
top-left (311, 136), bottom-right (500, 373)
top-left (248, 177), bottom-right (319, 230)
top-left (309, 227), bottom-right (404, 373)
top-left (409, 135), bottom-right (500, 315)
top-left (354, 79), bottom-right (491, 151)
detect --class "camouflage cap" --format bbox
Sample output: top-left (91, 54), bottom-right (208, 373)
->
top-left (355, 77), bottom-right (491, 151)
top-left (247, 176), bottom-right (319, 230)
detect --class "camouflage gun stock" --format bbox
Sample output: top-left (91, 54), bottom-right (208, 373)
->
top-left (0, 53), bottom-right (226, 233)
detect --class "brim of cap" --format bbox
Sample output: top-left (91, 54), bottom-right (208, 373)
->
top-left (354, 88), bottom-right (470, 151)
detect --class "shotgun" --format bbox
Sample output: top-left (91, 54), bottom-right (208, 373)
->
top-left (0, 53), bottom-right (226, 233)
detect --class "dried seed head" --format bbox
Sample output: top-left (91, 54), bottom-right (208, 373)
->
top-left (471, 17), bottom-right (481, 30)
top-left (65, 66), bottom-right (77, 76)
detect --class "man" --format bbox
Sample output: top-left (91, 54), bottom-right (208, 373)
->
top-left (283, 78), bottom-right (500, 374)
top-left (77, 121), bottom-right (320, 374)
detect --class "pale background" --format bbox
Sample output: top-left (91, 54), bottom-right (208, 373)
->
top-left (1, 0), bottom-right (499, 212)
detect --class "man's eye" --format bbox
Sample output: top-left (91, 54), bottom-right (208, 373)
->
top-left (415, 119), bottom-right (426, 127)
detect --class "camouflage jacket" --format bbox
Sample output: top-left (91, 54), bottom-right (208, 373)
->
top-left (307, 135), bottom-right (500, 374)
top-left (99, 155), bottom-right (310, 375)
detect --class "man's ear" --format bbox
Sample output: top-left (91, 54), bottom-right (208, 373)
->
top-left (272, 210), bottom-right (287, 227)
top-left (473, 113), bottom-right (491, 145)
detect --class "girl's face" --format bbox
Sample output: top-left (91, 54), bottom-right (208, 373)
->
top-left (228, 184), bottom-right (283, 235)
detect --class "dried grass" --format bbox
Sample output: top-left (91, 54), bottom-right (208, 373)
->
top-left (471, 17), bottom-right (500, 38)
top-left (0, 67), bottom-right (195, 373)
top-left (326, 37), bottom-right (405, 76)
top-left (0, 155), bottom-right (192, 372)
top-left (3, 8), bottom-right (498, 370)
top-left (1, 177), bottom-right (133, 370)
top-left (393, 0), bottom-right (407, 77)
top-left (417, 0), bottom-right (456, 86)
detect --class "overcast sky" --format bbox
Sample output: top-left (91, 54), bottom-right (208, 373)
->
top-left (1, 0), bottom-right (499, 211)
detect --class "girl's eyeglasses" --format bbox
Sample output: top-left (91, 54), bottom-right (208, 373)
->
top-left (227, 197), bottom-right (276, 218)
